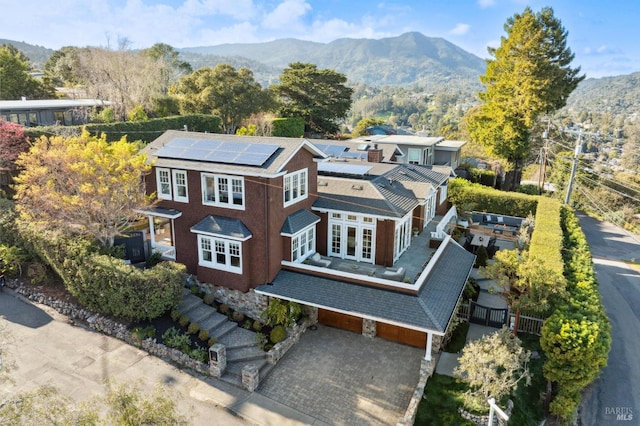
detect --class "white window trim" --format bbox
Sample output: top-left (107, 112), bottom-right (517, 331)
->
top-left (172, 170), bottom-right (189, 203)
top-left (156, 168), bottom-right (172, 200)
top-left (408, 148), bottom-right (422, 165)
top-left (439, 184), bottom-right (448, 205)
top-left (283, 168), bottom-right (308, 207)
top-left (197, 234), bottom-right (242, 274)
top-left (201, 173), bottom-right (245, 210)
top-left (291, 225), bottom-right (316, 263)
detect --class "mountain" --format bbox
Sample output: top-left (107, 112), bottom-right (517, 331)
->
top-left (180, 32), bottom-right (486, 91)
top-left (0, 39), bottom-right (54, 69)
top-left (564, 72), bottom-right (640, 117)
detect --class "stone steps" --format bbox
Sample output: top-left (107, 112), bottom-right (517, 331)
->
top-left (227, 345), bottom-right (266, 363)
top-left (178, 292), bottom-right (204, 313)
top-left (183, 303), bottom-right (217, 325)
top-left (218, 327), bottom-right (258, 349)
top-left (209, 320), bottom-right (238, 340)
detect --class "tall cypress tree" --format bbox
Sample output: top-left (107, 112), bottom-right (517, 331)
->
top-left (465, 7), bottom-right (584, 190)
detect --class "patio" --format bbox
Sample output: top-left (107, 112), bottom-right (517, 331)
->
top-left (304, 216), bottom-right (441, 283)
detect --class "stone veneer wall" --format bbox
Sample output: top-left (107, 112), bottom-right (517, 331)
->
top-left (398, 357), bottom-right (436, 426)
top-left (187, 275), bottom-right (269, 320)
top-left (266, 317), bottom-right (313, 364)
top-left (458, 400), bottom-right (513, 426)
top-left (362, 319), bottom-right (376, 338)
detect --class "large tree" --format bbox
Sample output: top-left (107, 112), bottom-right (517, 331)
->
top-left (0, 45), bottom-right (55, 100)
top-left (272, 62), bottom-right (353, 135)
top-left (13, 131), bottom-right (152, 248)
top-left (171, 64), bottom-right (273, 133)
top-left (465, 7), bottom-right (584, 190)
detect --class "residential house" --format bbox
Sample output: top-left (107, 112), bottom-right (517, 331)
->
top-left (139, 130), bottom-right (474, 361)
top-left (0, 98), bottom-right (108, 127)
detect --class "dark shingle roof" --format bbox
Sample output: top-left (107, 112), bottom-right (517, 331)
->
top-left (383, 164), bottom-right (449, 187)
top-left (281, 209), bottom-right (321, 235)
top-left (190, 215), bottom-right (252, 240)
top-left (256, 238), bottom-right (475, 333)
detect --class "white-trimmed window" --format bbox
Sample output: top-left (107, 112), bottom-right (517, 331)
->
top-left (172, 170), bottom-right (188, 202)
top-left (284, 169), bottom-right (308, 206)
top-left (408, 148), bottom-right (422, 165)
top-left (439, 184), bottom-right (448, 205)
top-left (201, 173), bottom-right (245, 209)
top-left (292, 227), bottom-right (315, 262)
top-left (157, 168), bottom-right (172, 200)
top-left (197, 235), bottom-right (242, 273)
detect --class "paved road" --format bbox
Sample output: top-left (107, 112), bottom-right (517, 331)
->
top-left (577, 212), bottom-right (640, 426)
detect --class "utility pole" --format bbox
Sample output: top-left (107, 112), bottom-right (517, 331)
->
top-left (539, 118), bottom-right (551, 194)
top-left (564, 132), bottom-right (582, 205)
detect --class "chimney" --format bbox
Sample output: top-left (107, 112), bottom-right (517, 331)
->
top-left (367, 146), bottom-right (383, 163)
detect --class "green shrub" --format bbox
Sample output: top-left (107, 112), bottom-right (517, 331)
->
top-left (189, 285), bottom-right (201, 296)
top-left (242, 320), bottom-right (252, 329)
top-left (448, 177), bottom-right (538, 218)
top-left (270, 325), bottom-right (287, 344)
top-left (198, 329), bottom-right (209, 342)
top-left (132, 325), bottom-right (156, 341)
top-left (170, 310), bottom-right (181, 322)
top-left (178, 315), bottom-right (189, 327)
top-left (162, 327), bottom-right (191, 352)
top-left (255, 332), bottom-right (267, 350)
top-left (26, 261), bottom-right (48, 283)
top-left (127, 105), bottom-right (149, 122)
top-left (262, 299), bottom-right (303, 327)
top-left (145, 251), bottom-right (163, 268)
top-left (190, 347), bottom-right (208, 363)
top-left (203, 293), bottom-right (215, 305)
top-left (218, 304), bottom-right (229, 314)
top-left (252, 319), bottom-right (263, 332)
top-left (270, 117), bottom-right (304, 137)
top-left (0, 244), bottom-right (28, 277)
top-left (207, 337), bottom-right (218, 347)
top-left (474, 246), bottom-right (488, 268)
top-left (232, 311), bottom-right (245, 322)
top-left (187, 322), bottom-right (200, 335)
top-left (25, 114), bottom-right (223, 143)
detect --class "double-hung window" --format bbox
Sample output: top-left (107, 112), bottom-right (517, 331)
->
top-left (157, 168), bottom-right (172, 200)
top-left (197, 235), bottom-right (242, 273)
top-left (201, 173), bottom-right (245, 209)
top-left (172, 170), bottom-right (188, 202)
top-left (283, 169), bottom-right (308, 207)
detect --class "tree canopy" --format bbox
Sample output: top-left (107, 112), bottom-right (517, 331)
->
top-left (171, 64), bottom-right (274, 134)
top-left (0, 120), bottom-right (29, 169)
top-left (14, 131), bottom-right (152, 248)
top-left (272, 62), bottom-right (353, 135)
top-left (0, 45), bottom-right (55, 100)
top-left (464, 7), bottom-right (584, 190)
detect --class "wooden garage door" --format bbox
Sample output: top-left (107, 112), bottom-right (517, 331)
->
top-left (376, 322), bottom-right (427, 348)
top-left (318, 309), bottom-right (363, 333)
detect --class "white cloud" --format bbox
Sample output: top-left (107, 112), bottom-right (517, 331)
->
top-left (263, 0), bottom-right (312, 30)
top-left (179, 0), bottom-right (257, 20)
top-left (449, 23), bottom-right (471, 36)
top-left (477, 0), bottom-right (495, 8)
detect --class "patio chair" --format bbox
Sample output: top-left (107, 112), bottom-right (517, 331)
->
top-left (382, 266), bottom-right (405, 282)
top-left (307, 252), bottom-right (331, 268)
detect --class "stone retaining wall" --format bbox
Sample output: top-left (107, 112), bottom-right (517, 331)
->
top-left (187, 275), bottom-right (268, 320)
top-left (12, 281), bottom-right (210, 376)
top-left (266, 317), bottom-right (312, 364)
top-left (398, 357), bottom-right (436, 426)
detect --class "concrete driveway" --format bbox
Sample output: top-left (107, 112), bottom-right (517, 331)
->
top-left (258, 324), bottom-right (424, 426)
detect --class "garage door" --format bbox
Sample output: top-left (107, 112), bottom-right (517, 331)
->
top-left (376, 322), bottom-right (426, 348)
top-left (318, 309), bottom-right (363, 333)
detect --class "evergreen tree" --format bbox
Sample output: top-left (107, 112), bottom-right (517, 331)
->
top-left (272, 62), bottom-right (353, 135)
top-left (0, 45), bottom-right (55, 100)
top-left (465, 7), bottom-right (584, 190)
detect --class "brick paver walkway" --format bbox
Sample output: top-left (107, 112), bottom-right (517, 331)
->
top-left (258, 324), bottom-right (423, 425)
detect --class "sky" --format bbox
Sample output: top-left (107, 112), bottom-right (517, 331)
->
top-left (1, 0), bottom-right (638, 79)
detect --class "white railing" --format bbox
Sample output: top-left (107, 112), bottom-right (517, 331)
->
top-left (431, 205), bottom-right (457, 239)
top-left (458, 301), bottom-right (470, 321)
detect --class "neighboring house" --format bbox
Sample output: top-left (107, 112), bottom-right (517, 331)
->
top-left (139, 130), bottom-right (474, 361)
top-left (0, 98), bottom-right (108, 127)
top-left (349, 134), bottom-right (466, 169)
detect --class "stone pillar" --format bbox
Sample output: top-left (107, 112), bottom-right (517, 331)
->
top-left (362, 319), bottom-right (376, 338)
top-left (242, 364), bottom-right (259, 392)
top-left (209, 343), bottom-right (226, 378)
top-left (306, 306), bottom-right (318, 324)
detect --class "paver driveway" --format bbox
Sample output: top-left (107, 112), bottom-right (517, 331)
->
top-left (258, 324), bottom-right (424, 425)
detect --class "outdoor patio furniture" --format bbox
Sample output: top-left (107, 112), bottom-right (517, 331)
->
top-left (307, 252), bottom-right (331, 267)
top-left (382, 266), bottom-right (405, 282)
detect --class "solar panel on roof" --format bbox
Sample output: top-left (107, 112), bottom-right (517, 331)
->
top-left (318, 162), bottom-right (372, 175)
top-left (313, 143), bottom-right (347, 157)
top-left (155, 138), bottom-right (279, 166)
top-left (340, 151), bottom-right (368, 160)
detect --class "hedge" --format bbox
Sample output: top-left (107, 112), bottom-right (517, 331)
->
top-left (540, 206), bottom-right (611, 421)
top-left (24, 114), bottom-right (222, 143)
top-left (271, 117), bottom-right (305, 138)
top-left (528, 198), bottom-right (564, 275)
top-left (15, 225), bottom-right (184, 321)
top-left (448, 178), bottom-right (538, 218)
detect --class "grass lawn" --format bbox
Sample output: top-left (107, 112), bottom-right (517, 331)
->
top-left (416, 330), bottom-right (546, 426)
top-left (415, 374), bottom-right (475, 426)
